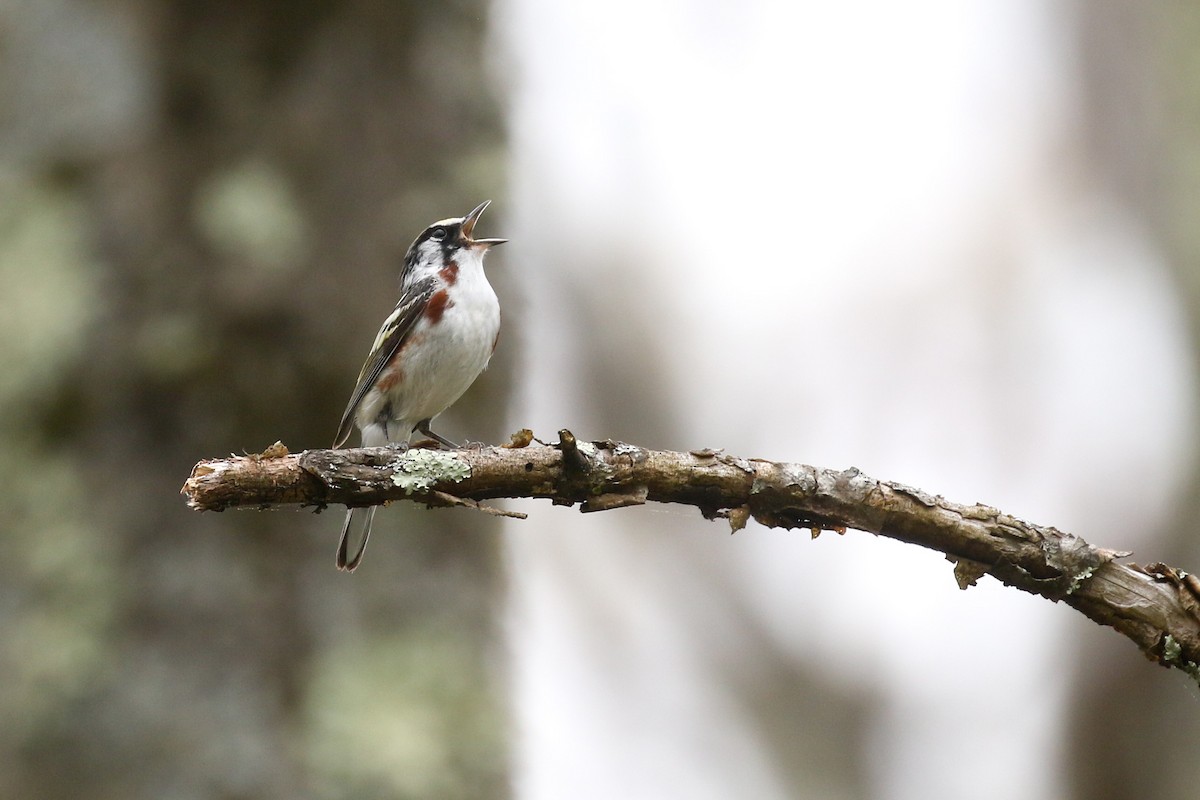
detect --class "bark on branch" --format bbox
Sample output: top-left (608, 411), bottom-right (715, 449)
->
top-left (182, 430), bottom-right (1200, 682)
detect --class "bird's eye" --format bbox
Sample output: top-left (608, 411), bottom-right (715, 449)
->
top-left (430, 227), bottom-right (447, 241)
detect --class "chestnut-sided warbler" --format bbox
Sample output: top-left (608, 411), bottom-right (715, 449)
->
top-left (332, 200), bottom-right (506, 571)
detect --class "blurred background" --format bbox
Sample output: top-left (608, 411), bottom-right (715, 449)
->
top-left (3, 0), bottom-right (1200, 798)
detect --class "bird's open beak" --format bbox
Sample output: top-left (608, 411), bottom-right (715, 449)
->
top-left (461, 200), bottom-right (508, 248)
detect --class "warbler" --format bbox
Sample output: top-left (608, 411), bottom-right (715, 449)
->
top-left (333, 200), bottom-right (506, 571)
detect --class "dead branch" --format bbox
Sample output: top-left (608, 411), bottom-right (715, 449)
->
top-left (181, 429), bottom-right (1200, 682)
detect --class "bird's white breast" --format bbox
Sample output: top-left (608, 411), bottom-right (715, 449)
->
top-left (358, 248), bottom-right (500, 441)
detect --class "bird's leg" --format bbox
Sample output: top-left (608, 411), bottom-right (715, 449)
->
top-left (380, 417), bottom-right (411, 450)
top-left (414, 419), bottom-right (460, 449)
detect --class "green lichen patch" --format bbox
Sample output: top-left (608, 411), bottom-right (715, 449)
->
top-left (1161, 635), bottom-right (1200, 686)
top-left (390, 449), bottom-right (471, 495)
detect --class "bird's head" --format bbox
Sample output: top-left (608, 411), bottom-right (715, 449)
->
top-left (404, 200), bottom-right (507, 278)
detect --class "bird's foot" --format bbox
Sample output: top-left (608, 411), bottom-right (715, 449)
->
top-left (414, 419), bottom-right (461, 450)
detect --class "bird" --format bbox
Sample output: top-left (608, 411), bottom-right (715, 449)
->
top-left (332, 200), bottom-right (507, 571)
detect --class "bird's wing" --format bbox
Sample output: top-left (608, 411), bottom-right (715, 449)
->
top-left (333, 278), bottom-right (436, 448)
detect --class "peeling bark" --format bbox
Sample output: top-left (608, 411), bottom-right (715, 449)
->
top-left (182, 430), bottom-right (1200, 681)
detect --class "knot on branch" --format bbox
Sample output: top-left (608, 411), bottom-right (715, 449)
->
top-left (556, 429), bottom-right (650, 511)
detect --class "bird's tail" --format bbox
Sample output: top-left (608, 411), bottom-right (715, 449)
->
top-left (337, 506), bottom-right (377, 572)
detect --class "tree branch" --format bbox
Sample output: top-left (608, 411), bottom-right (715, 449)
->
top-left (182, 430), bottom-right (1200, 681)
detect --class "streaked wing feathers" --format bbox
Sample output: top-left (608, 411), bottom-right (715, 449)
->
top-left (333, 279), bottom-right (436, 447)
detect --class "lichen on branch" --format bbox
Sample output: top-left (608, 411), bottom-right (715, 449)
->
top-left (181, 429), bottom-right (1200, 683)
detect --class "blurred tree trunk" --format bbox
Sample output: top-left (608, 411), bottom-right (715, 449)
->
top-left (3, 1), bottom-right (508, 798)
top-left (1067, 2), bottom-right (1200, 797)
